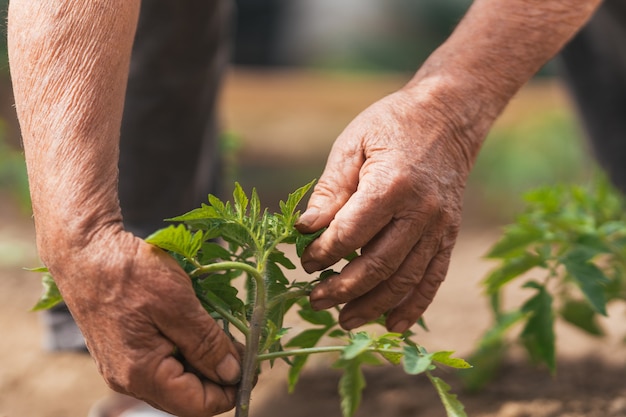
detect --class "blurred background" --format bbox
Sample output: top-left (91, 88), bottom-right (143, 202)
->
top-left (1, 1), bottom-right (615, 417)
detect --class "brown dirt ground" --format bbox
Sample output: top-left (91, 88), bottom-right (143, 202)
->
top-left (1, 70), bottom-right (625, 417)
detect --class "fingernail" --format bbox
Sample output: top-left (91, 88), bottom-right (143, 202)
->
top-left (296, 207), bottom-right (320, 228)
top-left (390, 320), bottom-right (410, 334)
top-left (302, 259), bottom-right (323, 273)
top-left (311, 297), bottom-right (336, 310)
top-left (216, 354), bottom-right (241, 384)
top-left (342, 316), bottom-right (367, 330)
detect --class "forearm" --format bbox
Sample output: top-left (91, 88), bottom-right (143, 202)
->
top-left (405, 0), bottom-right (602, 165)
top-left (8, 0), bottom-right (140, 259)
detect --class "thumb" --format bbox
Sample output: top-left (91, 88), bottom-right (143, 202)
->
top-left (296, 138), bottom-right (363, 233)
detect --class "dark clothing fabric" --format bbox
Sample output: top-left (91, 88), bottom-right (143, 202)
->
top-left (118, 0), bottom-right (233, 238)
top-left (559, 0), bottom-right (626, 192)
top-left (43, 0), bottom-right (233, 351)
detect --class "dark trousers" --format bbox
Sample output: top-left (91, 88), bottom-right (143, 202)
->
top-left (559, 0), bottom-right (626, 192)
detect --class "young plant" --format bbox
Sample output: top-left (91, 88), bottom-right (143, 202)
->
top-left (463, 177), bottom-right (626, 391)
top-left (34, 181), bottom-right (470, 417)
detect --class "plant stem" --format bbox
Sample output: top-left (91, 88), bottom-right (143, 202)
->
top-left (256, 346), bottom-right (404, 362)
top-left (235, 266), bottom-right (267, 417)
top-left (266, 288), bottom-right (311, 310)
top-left (190, 260), bottom-right (259, 279)
top-left (196, 293), bottom-right (249, 336)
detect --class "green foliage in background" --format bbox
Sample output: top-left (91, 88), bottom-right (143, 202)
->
top-left (0, 128), bottom-right (30, 210)
top-left (468, 110), bottom-right (591, 220)
top-left (462, 177), bottom-right (626, 391)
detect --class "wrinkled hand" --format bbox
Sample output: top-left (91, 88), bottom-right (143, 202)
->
top-left (296, 83), bottom-right (480, 333)
top-left (45, 226), bottom-right (241, 417)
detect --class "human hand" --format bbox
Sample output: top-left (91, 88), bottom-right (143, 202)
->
top-left (44, 225), bottom-right (241, 417)
top-left (296, 82), bottom-right (483, 333)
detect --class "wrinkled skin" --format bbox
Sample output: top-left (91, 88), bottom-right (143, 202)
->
top-left (49, 225), bottom-right (241, 415)
top-left (8, 0), bottom-right (601, 415)
top-left (296, 88), bottom-right (470, 332)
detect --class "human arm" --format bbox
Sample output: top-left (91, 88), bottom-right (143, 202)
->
top-left (296, 0), bottom-right (602, 331)
top-left (8, 1), bottom-right (241, 415)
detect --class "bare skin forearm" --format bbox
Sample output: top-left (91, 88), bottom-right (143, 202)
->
top-left (8, 0), bottom-right (140, 263)
top-left (404, 0), bottom-right (602, 165)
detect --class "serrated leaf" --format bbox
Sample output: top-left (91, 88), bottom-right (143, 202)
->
top-left (249, 188), bottom-right (261, 222)
top-left (196, 274), bottom-right (244, 313)
top-left (402, 345), bottom-right (434, 375)
top-left (269, 249), bottom-right (296, 270)
top-left (285, 328), bottom-right (327, 348)
top-left (560, 299), bottom-right (604, 336)
top-left (298, 306), bottom-right (334, 327)
top-left (329, 329), bottom-right (347, 338)
top-left (198, 242), bottom-right (232, 263)
top-left (32, 274), bottom-right (63, 311)
top-left (431, 351), bottom-right (472, 369)
top-left (295, 228), bottom-right (325, 257)
top-left (561, 254), bottom-right (609, 316)
top-left (520, 282), bottom-right (556, 372)
top-left (487, 225), bottom-right (544, 259)
top-left (338, 359), bottom-right (366, 417)
top-left (281, 179), bottom-right (316, 222)
top-left (427, 374), bottom-right (467, 417)
top-left (145, 224), bottom-right (203, 259)
top-left (233, 182), bottom-right (249, 219)
top-left (484, 253), bottom-right (545, 294)
top-left (342, 332), bottom-right (373, 360)
top-left (167, 204), bottom-right (219, 222)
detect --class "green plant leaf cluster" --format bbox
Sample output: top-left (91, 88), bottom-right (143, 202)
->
top-left (464, 177), bottom-right (626, 391)
top-left (34, 181), bottom-right (469, 417)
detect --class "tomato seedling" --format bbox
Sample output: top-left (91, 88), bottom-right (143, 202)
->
top-left (35, 180), bottom-right (470, 417)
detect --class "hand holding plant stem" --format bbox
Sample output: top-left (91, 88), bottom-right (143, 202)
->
top-left (35, 180), bottom-right (471, 417)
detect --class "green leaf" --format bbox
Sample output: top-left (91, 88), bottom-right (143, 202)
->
top-left (145, 224), bottom-right (203, 259)
top-left (520, 282), bottom-right (556, 372)
top-left (25, 266), bottom-right (49, 273)
top-left (427, 374), bottom-right (467, 417)
top-left (287, 355), bottom-right (309, 392)
top-left (486, 225), bottom-right (544, 259)
top-left (484, 253), bottom-right (545, 294)
top-left (342, 332), bottom-right (373, 360)
top-left (402, 345), bottom-right (434, 375)
top-left (285, 328), bottom-right (327, 348)
top-left (196, 274), bottom-right (244, 313)
top-left (167, 204), bottom-right (220, 222)
top-left (298, 306), bottom-right (334, 327)
top-left (431, 351), bottom-right (472, 369)
top-left (268, 249), bottom-right (296, 270)
top-left (560, 299), bottom-right (604, 336)
top-left (249, 188), bottom-right (261, 222)
top-left (233, 182), bottom-right (249, 219)
top-left (281, 179), bottom-right (316, 222)
top-left (32, 274), bottom-right (63, 311)
top-left (198, 242), bottom-right (232, 263)
top-left (561, 253), bottom-right (609, 316)
top-left (337, 359), bottom-right (366, 417)
top-left (295, 228), bottom-right (325, 258)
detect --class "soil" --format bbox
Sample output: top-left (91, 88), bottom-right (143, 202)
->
top-left (1, 70), bottom-right (625, 417)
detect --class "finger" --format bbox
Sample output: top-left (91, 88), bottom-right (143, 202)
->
top-left (336, 233), bottom-right (441, 329)
top-left (149, 247), bottom-right (241, 385)
top-left (309, 214), bottom-right (425, 310)
top-left (385, 245), bottom-right (454, 333)
top-left (145, 346), bottom-right (237, 417)
top-left (295, 134), bottom-right (363, 233)
top-left (300, 173), bottom-right (416, 273)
